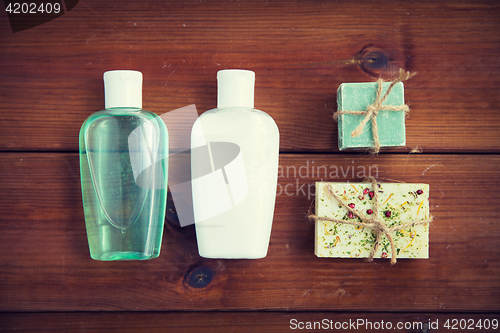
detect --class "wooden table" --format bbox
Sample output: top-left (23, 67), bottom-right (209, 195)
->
top-left (1, 1), bottom-right (499, 332)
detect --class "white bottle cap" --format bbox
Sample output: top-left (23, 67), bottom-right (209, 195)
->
top-left (103, 70), bottom-right (143, 109)
top-left (217, 69), bottom-right (255, 109)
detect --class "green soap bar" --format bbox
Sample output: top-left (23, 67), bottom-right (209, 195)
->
top-left (337, 82), bottom-right (406, 150)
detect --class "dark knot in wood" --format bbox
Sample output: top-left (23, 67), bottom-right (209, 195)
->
top-left (184, 264), bottom-right (214, 289)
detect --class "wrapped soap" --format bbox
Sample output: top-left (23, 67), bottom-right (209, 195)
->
top-left (313, 180), bottom-right (432, 263)
top-left (335, 70), bottom-right (414, 153)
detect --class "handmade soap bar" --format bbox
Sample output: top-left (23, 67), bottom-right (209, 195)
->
top-left (314, 182), bottom-right (430, 259)
top-left (337, 82), bottom-right (406, 150)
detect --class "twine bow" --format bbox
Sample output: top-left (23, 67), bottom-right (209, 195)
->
top-left (310, 177), bottom-right (433, 265)
top-left (334, 69), bottom-right (416, 154)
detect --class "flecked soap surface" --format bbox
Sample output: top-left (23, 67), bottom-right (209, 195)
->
top-left (315, 182), bottom-right (430, 259)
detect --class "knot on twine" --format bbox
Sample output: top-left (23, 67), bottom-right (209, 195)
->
top-left (334, 68), bottom-right (416, 154)
top-left (309, 177), bottom-right (433, 265)
top-left (365, 105), bottom-right (379, 115)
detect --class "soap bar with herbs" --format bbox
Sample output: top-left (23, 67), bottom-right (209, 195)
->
top-left (314, 182), bottom-right (430, 259)
top-left (337, 82), bottom-right (406, 150)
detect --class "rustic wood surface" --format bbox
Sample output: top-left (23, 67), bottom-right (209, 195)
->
top-left (1, 312), bottom-right (499, 333)
top-left (1, 0), bottom-right (499, 331)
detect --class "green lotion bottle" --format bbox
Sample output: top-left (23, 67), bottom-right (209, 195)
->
top-left (80, 70), bottom-right (168, 260)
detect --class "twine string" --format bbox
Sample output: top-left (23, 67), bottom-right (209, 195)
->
top-left (310, 177), bottom-right (433, 265)
top-left (333, 69), bottom-right (416, 154)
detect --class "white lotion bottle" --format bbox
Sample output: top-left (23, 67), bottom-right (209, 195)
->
top-left (191, 69), bottom-right (280, 258)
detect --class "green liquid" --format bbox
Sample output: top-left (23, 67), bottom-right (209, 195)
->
top-left (79, 109), bottom-right (168, 260)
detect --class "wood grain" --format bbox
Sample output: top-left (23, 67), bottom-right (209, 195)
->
top-left (0, 1), bottom-right (499, 152)
top-left (0, 153), bottom-right (498, 312)
top-left (1, 312), bottom-right (499, 333)
top-left (1, 0), bottom-right (499, 330)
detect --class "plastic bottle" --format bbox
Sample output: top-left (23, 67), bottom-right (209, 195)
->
top-left (79, 70), bottom-right (168, 260)
top-left (191, 69), bottom-right (280, 258)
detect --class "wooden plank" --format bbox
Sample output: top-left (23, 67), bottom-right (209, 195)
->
top-left (0, 153), bottom-right (499, 312)
top-left (1, 1), bottom-right (499, 152)
top-left (1, 312), bottom-right (499, 333)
